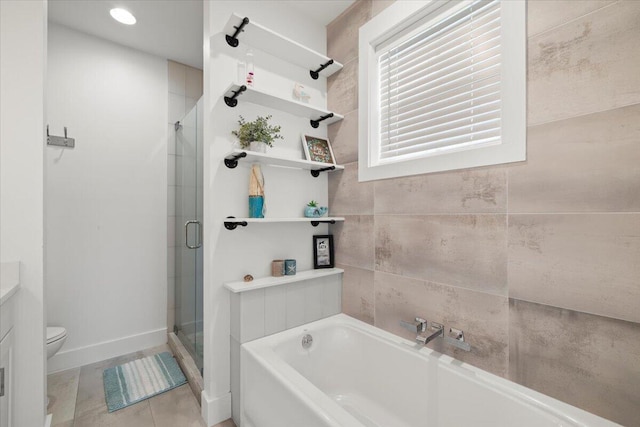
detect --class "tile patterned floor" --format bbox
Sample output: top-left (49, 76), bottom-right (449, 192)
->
top-left (47, 344), bottom-right (236, 427)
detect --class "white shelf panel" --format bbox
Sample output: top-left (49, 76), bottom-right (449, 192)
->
top-left (224, 83), bottom-right (343, 126)
top-left (224, 268), bottom-right (344, 293)
top-left (221, 13), bottom-right (343, 79)
top-left (224, 149), bottom-right (344, 173)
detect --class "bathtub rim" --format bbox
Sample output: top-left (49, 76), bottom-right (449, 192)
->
top-left (241, 313), bottom-right (621, 427)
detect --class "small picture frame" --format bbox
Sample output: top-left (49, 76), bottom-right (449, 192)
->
top-left (313, 235), bottom-right (335, 269)
top-left (302, 135), bottom-right (336, 164)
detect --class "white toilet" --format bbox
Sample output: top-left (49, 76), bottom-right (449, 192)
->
top-left (46, 326), bottom-right (67, 359)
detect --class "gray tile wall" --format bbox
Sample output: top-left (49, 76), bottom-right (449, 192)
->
top-left (326, 1), bottom-right (640, 425)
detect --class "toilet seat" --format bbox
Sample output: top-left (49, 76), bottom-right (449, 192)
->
top-left (47, 326), bottom-right (67, 344)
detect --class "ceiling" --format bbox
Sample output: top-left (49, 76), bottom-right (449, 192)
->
top-left (48, 0), bottom-right (355, 71)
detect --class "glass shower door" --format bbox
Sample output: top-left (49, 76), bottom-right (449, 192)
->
top-left (174, 99), bottom-right (203, 372)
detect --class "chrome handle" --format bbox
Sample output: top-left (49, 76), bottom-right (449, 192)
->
top-left (400, 317), bottom-right (427, 334)
top-left (444, 328), bottom-right (471, 352)
top-left (185, 220), bottom-right (202, 249)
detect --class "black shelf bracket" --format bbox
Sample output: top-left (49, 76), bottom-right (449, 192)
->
top-left (224, 216), bottom-right (248, 231)
top-left (224, 151), bottom-right (248, 169)
top-left (311, 219), bottom-right (336, 227)
top-left (310, 113), bottom-right (334, 128)
top-left (310, 59), bottom-right (334, 80)
top-left (224, 85), bottom-right (247, 108)
top-left (225, 17), bottom-right (250, 48)
top-left (310, 165), bottom-right (336, 177)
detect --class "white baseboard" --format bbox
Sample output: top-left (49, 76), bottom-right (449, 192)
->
top-left (201, 390), bottom-right (232, 427)
top-left (47, 327), bottom-right (167, 373)
top-left (45, 414), bottom-right (52, 427)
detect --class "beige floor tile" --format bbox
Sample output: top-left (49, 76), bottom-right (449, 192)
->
top-left (47, 367), bottom-right (80, 426)
top-left (212, 419), bottom-right (237, 427)
top-left (149, 385), bottom-right (205, 427)
top-left (509, 299), bottom-right (640, 427)
top-left (73, 401), bottom-right (154, 427)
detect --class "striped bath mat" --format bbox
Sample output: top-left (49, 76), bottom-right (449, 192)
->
top-left (103, 352), bottom-right (187, 412)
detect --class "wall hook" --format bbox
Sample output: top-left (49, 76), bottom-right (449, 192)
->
top-left (226, 17), bottom-right (250, 47)
top-left (46, 125), bottom-right (75, 148)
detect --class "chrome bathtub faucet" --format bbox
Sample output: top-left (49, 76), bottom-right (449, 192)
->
top-left (400, 317), bottom-right (471, 352)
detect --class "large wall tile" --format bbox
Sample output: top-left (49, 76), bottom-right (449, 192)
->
top-left (528, 1), bottom-right (640, 125)
top-left (328, 109), bottom-right (358, 164)
top-left (375, 272), bottom-right (509, 376)
top-left (327, 0), bottom-right (371, 64)
top-left (509, 299), bottom-right (640, 427)
top-left (510, 104), bottom-right (640, 213)
top-left (331, 215), bottom-right (375, 270)
top-left (374, 167), bottom-right (507, 215)
top-left (338, 264), bottom-right (374, 324)
top-left (375, 215), bottom-right (508, 295)
top-left (527, 0), bottom-right (616, 38)
top-left (508, 214), bottom-right (640, 323)
top-left (328, 162), bottom-right (373, 215)
top-left (328, 58), bottom-right (358, 115)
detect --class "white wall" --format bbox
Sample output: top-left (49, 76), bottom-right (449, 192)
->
top-left (46, 24), bottom-right (168, 372)
top-left (0, 1), bottom-right (47, 425)
top-left (203, 2), bottom-right (329, 424)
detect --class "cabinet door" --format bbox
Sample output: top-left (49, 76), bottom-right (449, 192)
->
top-left (0, 328), bottom-right (14, 427)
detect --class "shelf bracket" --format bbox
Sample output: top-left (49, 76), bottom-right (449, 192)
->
top-left (224, 151), bottom-right (248, 169)
top-left (225, 17), bottom-right (250, 47)
top-left (310, 165), bottom-right (336, 177)
top-left (224, 217), bottom-right (248, 231)
top-left (310, 113), bottom-right (334, 128)
top-left (310, 59), bottom-right (335, 80)
top-left (224, 85), bottom-right (247, 108)
top-left (311, 219), bottom-right (336, 227)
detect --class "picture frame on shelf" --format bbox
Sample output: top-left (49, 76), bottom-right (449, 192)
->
top-left (301, 135), bottom-right (336, 165)
top-left (313, 235), bottom-right (334, 269)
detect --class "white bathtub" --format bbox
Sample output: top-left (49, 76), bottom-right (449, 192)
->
top-left (240, 314), bottom-right (620, 427)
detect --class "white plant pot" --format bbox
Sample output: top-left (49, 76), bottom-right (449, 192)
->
top-left (249, 141), bottom-right (267, 153)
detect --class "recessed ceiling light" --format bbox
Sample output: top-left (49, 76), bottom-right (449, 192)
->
top-left (110, 8), bottom-right (136, 25)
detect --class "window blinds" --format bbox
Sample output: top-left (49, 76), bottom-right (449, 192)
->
top-left (378, 0), bottom-right (501, 164)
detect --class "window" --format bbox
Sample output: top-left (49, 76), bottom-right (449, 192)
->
top-left (358, 0), bottom-right (526, 181)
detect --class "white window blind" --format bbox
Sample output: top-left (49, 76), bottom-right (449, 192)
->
top-left (377, 0), bottom-right (502, 165)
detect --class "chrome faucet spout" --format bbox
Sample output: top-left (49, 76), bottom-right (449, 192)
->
top-left (417, 323), bottom-right (443, 345)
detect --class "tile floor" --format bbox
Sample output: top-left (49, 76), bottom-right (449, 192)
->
top-left (47, 344), bottom-right (236, 427)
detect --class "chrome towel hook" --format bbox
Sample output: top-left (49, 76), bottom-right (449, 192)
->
top-left (47, 125), bottom-right (75, 148)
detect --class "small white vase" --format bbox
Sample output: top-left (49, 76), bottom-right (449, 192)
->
top-left (248, 141), bottom-right (267, 153)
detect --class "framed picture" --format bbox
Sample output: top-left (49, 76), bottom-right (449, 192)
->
top-left (313, 235), bottom-right (335, 269)
top-left (301, 135), bottom-right (336, 164)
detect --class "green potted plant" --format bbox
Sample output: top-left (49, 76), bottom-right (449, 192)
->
top-left (304, 200), bottom-right (328, 218)
top-left (232, 115), bottom-right (283, 152)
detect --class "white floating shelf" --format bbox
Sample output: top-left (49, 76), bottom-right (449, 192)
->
top-left (224, 268), bottom-right (344, 293)
top-left (223, 217), bottom-right (344, 230)
top-left (221, 13), bottom-right (343, 79)
top-left (223, 149), bottom-right (344, 175)
top-left (223, 83), bottom-right (343, 127)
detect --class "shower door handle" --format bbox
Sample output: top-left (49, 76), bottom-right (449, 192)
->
top-left (185, 220), bottom-right (202, 249)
